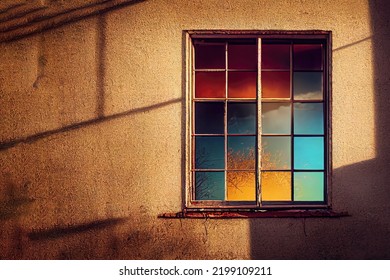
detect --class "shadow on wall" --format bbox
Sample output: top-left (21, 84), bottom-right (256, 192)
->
top-left (250, 0), bottom-right (390, 259)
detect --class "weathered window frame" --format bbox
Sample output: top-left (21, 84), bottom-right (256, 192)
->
top-left (184, 30), bottom-right (332, 211)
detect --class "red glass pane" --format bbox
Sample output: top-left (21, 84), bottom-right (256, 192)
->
top-left (228, 72), bottom-right (257, 98)
top-left (293, 44), bottom-right (322, 70)
top-left (262, 44), bottom-right (290, 70)
top-left (262, 71), bottom-right (290, 99)
top-left (195, 44), bottom-right (225, 69)
top-left (195, 72), bottom-right (225, 98)
top-left (228, 44), bottom-right (257, 69)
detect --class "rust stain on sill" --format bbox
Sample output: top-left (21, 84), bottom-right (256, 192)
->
top-left (158, 210), bottom-right (349, 219)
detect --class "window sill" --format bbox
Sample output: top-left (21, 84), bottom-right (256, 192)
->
top-left (158, 210), bottom-right (349, 219)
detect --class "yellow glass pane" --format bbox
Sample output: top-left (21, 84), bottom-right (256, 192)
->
top-left (261, 172), bottom-right (291, 201)
top-left (227, 172), bottom-right (256, 201)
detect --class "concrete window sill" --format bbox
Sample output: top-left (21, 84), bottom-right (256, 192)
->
top-left (158, 210), bottom-right (349, 219)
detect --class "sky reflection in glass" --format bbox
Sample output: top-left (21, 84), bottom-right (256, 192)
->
top-left (262, 103), bottom-right (291, 134)
top-left (227, 171), bottom-right (256, 201)
top-left (228, 136), bottom-right (256, 170)
top-left (228, 102), bottom-right (256, 134)
top-left (262, 136), bottom-right (291, 170)
top-left (294, 103), bottom-right (324, 134)
top-left (293, 72), bottom-right (323, 100)
top-left (195, 136), bottom-right (224, 169)
top-left (195, 171), bottom-right (225, 200)
top-left (195, 102), bottom-right (224, 134)
top-left (294, 137), bottom-right (324, 169)
top-left (294, 172), bottom-right (324, 201)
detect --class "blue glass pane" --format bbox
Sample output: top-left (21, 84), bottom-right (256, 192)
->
top-left (228, 102), bottom-right (256, 134)
top-left (294, 172), bottom-right (324, 201)
top-left (293, 72), bottom-right (323, 100)
top-left (294, 103), bottom-right (324, 134)
top-left (227, 136), bottom-right (256, 170)
top-left (195, 136), bottom-right (224, 169)
top-left (195, 171), bottom-right (225, 200)
top-left (262, 136), bottom-right (291, 170)
top-left (262, 103), bottom-right (291, 134)
top-left (294, 137), bottom-right (324, 169)
top-left (195, 102), bottom-right (224, 134)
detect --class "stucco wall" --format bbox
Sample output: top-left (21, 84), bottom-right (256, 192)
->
top-left (0, 0), bottom-right (389, 259)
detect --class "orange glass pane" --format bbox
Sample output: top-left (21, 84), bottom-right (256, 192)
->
top-left (228, 72), bottom-right (257, 98)
top-left (228, 44), bottom-right (257, 69)
top-left (195, 72), bottom-right (225, 98)
top-left (261, 172), bottom-right (291, 201)
top-left (195, 44), bottom-right (225, 69)
top-left (293, 44), bottom-right (322, 70)
top-left (262, 44), bottom-right (290, 70)
top-left (227, 171), bottom-right (256, 201)
top-left (262, 71), bottom-right (290, 99)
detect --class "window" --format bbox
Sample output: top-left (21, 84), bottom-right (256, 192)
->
top-left (185, 31), bottom-right (331, 210)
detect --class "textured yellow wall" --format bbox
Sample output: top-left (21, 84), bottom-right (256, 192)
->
top-left (0, 0), bottom-right (389, 259)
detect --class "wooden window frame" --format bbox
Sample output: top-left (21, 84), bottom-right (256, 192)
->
top-left (184, 30), bottom-right (332, 211)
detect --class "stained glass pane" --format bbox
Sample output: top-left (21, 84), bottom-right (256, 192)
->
top-left (195, 72), bottom-right (225, 98)
top-left (294, 137), bottom-right (324, 169)
top-left (262, 71), bottom-right (290, 99)
top-left (227, 171), bottom-right (256, 201)
top-left (262, 103), bottom-right (291, 134)
top-left (262, 44), bottom-right (290, 70)
top-left (294, 103), bottom-right (324, 134)
top-left (195, 44), bottom-right (225, 69)
top-left (261, 171), bottom-right (291, 201)
top-left (228, 102), bottom-right (256, 134)
top-left (294, 44), bottom-right (322, 70)
top-left (227, 136), bottom-right (256, 170)
top-left (262, 136), bottom-right (291, 170)
top-left (294, 172), bottom-right (324, 201)
top-left (228, 71), bottom-right (257, 98)
top-left (293, 72), bottom-right (323, 100)
top-left (195, 136), bottom-right (224, 169)
top-left (195, 102), bottom-right (224, 134)
top-left (228, 44), bottom-right (257, 69)
top-left (195, 171), bottom-right (225, 200)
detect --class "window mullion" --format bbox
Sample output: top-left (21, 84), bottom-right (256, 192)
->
top-left (257, 37), bottom-right (262, 207)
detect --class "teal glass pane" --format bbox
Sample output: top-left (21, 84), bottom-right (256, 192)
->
top-left (294, 103), bottom-right (324, 134)
top-left (262, 103), bottom-right (291, 134)
top-left (227, 136), bottom-right (256, 170)
top-left (195, 136), bottom-right (224, 169)
top-left (228, 102), bottom-right (256, 134)
top-left (195, 171), bottom-right (225, 200)
top-left (262, 136), bottom-right (291, 170)
top-left (294, 172), bottom-right (324, 201)
top-left (294, 137), bottom-right (324, 169)
top-left (293, 72), bottom-right (323, 100)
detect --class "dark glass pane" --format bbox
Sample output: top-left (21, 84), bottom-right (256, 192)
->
top-left (262, 136), bottom-right (291, 170)
top-left (227, 136), bottom-right (256, 170)
top-left (294, 137), bottom-right (324, 169)
top-left (294, 103), bottom-right (324, 134)
top-left (195, 102), bottom-right (224, 134)
top-left (262, 44), bottom-right (290, 70)
top-left (262, 103), bottom-right (291, 134)
top-left (294, 44), bottom-right (322, 70)
top-left (262, 71), bottom-right (290, 98)
top-left (195, 136), bottom-right (224, 169)
top-left (261, 171), bottom-right (291, 201)
top-left (195, 171), bottom-right (225, 200)
top-left (294, 172), bottom-right (324, 201)
top-left (293, 72), bottom-right (323, 100)
top-left (195, 44), bottom-right (225, 69)
top-left (228, 102), bottom-right (256, 134)
top-left (227, 171), bottom-right (256, 201)
top-left (228, 71), bottom-right (257, 98)
top-left (228, 44), bottom-right (257, 69)
top-left (195, 72), bottom-right (225, 98)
